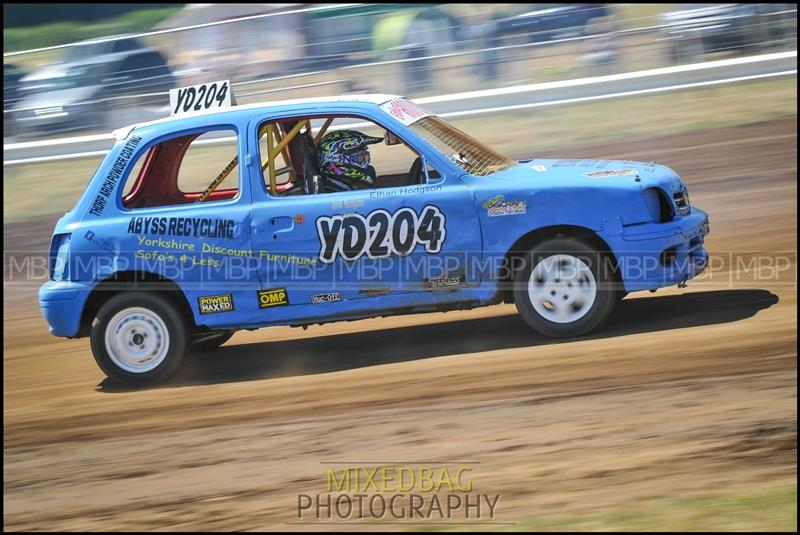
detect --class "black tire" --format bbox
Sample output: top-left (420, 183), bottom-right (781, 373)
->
top-left (513, 237), bottom-right (617, 338)
top-left (90, 292), bottom-right (188, 387)
top-left (190, 331), bottom-right (235, 352)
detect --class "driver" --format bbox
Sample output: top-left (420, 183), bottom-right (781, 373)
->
top-left (317, 130), bottom-right (383, 190)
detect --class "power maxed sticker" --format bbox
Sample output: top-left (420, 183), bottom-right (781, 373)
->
top-left (198, 294), bottom-right (234, 314)
top-left (257, 288), bottom-right (289, 308)
top-left (316, 205), bottom-right (446, 264)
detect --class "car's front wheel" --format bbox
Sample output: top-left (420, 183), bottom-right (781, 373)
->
top-left (90, 292), bottom-right (188, 386)
top-left (513, 237), bottom-right (617, 338)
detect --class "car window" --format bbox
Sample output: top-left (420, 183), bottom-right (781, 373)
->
top-left (121, 128), bottom-right (239, 209)
top-left (256, 114), bottom-right (433, 196)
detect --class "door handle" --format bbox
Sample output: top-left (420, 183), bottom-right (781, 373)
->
top-left (269, 216), bottom-right (294, 236)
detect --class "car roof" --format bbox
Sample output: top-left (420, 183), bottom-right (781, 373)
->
top-left (114, 93), bottom-right (403, 139)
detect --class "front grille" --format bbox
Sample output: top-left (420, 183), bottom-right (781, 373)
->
top-left (673, 189), bottom-right (690, 216)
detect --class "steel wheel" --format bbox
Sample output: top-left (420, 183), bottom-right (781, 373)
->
top-left (528, 254), bottom-right (597, 324)
top-left (104, 307), bottom-right (171, 373)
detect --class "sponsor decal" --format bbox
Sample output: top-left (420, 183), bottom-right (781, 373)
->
top-left (295, 214), bottom-right (305, 224)
top-left (358, 287), bottom-right (391, 297)
top-left (425, 275), bottom-right (463, 289)
top-left (379, 98), bottom-right (434, 126)
top-left (198, 294), bottom-right (234, 314)
top-left (258, 288), bottom-right (289, 308)
top-left (331, 198), bottom-right (365, 210)
top-left (89, 135), bottom-right (142, 216)
top-left (316, 205), bottom-right (446, 264)
top-left (584, 169), bottom-right (639, 178)
top-left (482, 195), bottom-right (527, 217)
top-left (83, 229), bottom-right (115, 252)
top-left (127, 216), bottom-right (235, 239)
top-left (531, 165), bottom-right (547, 172)
top-left (311, 292), bottom-right (342, 304)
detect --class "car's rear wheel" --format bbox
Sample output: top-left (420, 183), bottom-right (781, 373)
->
top-left (513, 237), bottom-right (617, 338)
top-left (190, 331), bottom-right (235, 352)
top-left (90, 292), bottom-right (188, 386)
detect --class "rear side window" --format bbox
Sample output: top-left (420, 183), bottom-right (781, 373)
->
top-left (121, 129), bottom-right (240, 209)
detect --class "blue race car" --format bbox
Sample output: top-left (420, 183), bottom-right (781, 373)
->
top-left (40, 82), bottom-right (710, 386)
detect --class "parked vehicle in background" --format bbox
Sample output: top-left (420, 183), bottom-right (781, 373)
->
top-left (494, 3), bottom-right (611, 44)
top-left (3, 63), bottom-right (27, 137)
top-left (11, 37), bottom-right (175, 136)
top-left (4, 63), bottom-right (26, 106)
top-left (660, 3), bottom-right (797, 64)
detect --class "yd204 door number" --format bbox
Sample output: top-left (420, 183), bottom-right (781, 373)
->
top-left (317, 205), bottom-right (446, 264)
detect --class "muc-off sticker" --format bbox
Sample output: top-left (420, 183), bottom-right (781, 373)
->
top-left (198, 294), bottom-right (234, 314)
top-left (311, 292), bottom-right (341, 304)
top-left (89, 135), bottom-right (142, 216)
top-left (316, 205), bottom-right (446, 264)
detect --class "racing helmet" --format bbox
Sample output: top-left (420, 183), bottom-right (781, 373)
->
top-left (317, 130), bottom-right (383, 189)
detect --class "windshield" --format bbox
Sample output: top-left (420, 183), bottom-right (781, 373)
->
top-left (56, 63), bottom-right (106, 89)
top-left (64, 42), bottom-right (106, 63)
top-left (409, 116), bottom-right (516, 176)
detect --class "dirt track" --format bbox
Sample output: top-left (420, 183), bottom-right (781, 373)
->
top-left (3, 118), bottom-right (797, 530)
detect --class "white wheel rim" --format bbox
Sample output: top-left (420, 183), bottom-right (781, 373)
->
top-left (105, 307), bottom-right (170, 374)
top-left (528, 254), bottom-right (597, 324)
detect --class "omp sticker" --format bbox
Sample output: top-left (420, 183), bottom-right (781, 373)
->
top-left (170, 80), bottom-right (232, 116)
top-left (531, 165), bottom-right (547, 172)
top-left (584, 169), bottom-right (639, 178)
top-left (198, 294), bottom-right (234, 314)
top-left (257, 288), bottom-right (289, 308)
top-left (316, 205), bottom-right (446, 264)
top-left (311, 292), bottom-right (342, 304)
top-left (379, 98), bottom-right (434, 126)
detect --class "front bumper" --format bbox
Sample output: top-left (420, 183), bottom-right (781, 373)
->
top-left (612, 207), bottom-right (710, 293)
top-left (39, 280), bottom-right (93, 337)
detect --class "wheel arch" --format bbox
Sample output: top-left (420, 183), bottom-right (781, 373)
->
top-left (78, 271), bottom-right (195, 337)
top-left (497, 224), bottom-right (622, 303)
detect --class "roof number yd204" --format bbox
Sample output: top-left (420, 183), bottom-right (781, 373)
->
top-left (316, 205), bottom-right (446, 264)
top-left (171, 81), bottom-right (230, 115)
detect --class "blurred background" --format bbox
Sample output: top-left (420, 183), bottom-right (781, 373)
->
top-left (3, 4), bottom-right (797, 531)
top-left (3, 3), bottom-right (797, 140)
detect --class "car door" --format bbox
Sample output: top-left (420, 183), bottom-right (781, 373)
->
top-left (247, 107), bottom-right (483, 319)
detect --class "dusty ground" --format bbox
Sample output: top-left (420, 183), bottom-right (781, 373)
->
top-left (3, 118), bottom-right (797, 531)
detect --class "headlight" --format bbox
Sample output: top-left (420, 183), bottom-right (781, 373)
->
top-left (673, 186), bottom-right (691, 216)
